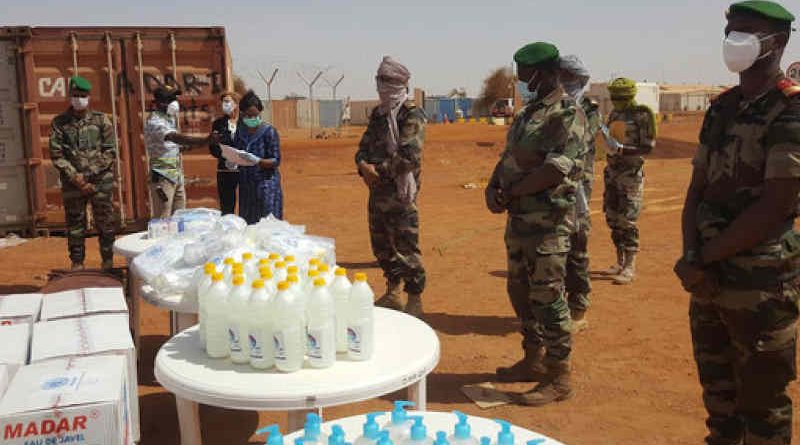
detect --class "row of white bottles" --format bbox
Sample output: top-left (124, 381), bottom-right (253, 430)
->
top-left (198, 263), bottom-right (376, 372)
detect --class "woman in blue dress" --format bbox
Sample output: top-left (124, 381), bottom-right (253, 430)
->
top-left (234, 91), bottom-right (283, 223)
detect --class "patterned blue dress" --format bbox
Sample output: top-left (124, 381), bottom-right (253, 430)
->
top-left (235, 124), bottom-right (283, 223)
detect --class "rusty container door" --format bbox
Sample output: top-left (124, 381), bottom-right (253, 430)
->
top-left (0, 26), bottom-right (230, 231)
top-left (124, 28), bottom-right (229, 214)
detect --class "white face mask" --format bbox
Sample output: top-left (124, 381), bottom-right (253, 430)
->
top-left (167, 100), bottom-right (180, 116)
top-left (71, 97), bottom-right (89, 110)
top-left (221, 100), bottom-right (236, 116)
top-left (723, 31), bottom-right (779, 73)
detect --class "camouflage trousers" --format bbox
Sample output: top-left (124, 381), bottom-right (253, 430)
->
top-left (603, 165), bottom-right (643, 252)
top-left (505, 219), bottom-right (572, 361)
top-left (690, 282), bottom-right (799, 445)
top-left (62, 180), bottom-right (117, 264)
top-left (367, 192), bottom-right (426, 295)
top-left (566, 179), bottom-right (593, 312)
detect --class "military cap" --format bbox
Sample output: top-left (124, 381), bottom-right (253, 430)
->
top-left (514, 42), bottom-right (560, 67)
top-left (153, 84), bottom-right (182, 103)
top-left (69, 76), bottom-right (91, 92)
top-left (728, 1), bottom-right (795, 23)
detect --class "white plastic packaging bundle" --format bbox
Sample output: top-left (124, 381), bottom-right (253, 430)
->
top-left (132, 238), bottom-right (191, 283)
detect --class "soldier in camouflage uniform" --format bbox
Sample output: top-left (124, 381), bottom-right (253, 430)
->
top-left (49, 76), bottom-right (117, 271)
top-left (603, 78), bottom-right (657, 285)
top-left (356, 56), bottom-right (427, 318)
top-left (559, 56), bottom-right (602, 332)
top-left (485, 42), bottom-right (587, 406)
top-left (675, 2), bottom-right (800, 443)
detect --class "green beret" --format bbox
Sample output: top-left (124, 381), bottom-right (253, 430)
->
top-left (728, 1), bottom-right (795, 23)
top-left (69, 76), bottom-right (91, 92)
top-left (608, 78), bottom-right (637, 98)
top-left (514, 42), bottom-right (559, 67)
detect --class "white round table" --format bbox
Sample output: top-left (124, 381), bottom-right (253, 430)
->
top-left (113, 231), bottom-right (198, 343)
top-left (155, 308), bottom-right (440, 445)
top-left (284, 411), bottom-right (565, 445)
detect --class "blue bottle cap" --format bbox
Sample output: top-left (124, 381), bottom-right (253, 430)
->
top-left (409, 416), bottom-right (427, 441)
top-left (390, 401), bottom-right (415, 425)
top-left (480, 437), bottom-right (491, 445)
top-left (363, 412), bottom-right (385, 439)
top-left (493, 420), bottom-right (513, 445)
top-left (377, 431), bottom-right (393, 445)
top-left (434, 431), bottom-right (450, 445)
top-left (255, 424), bottom-right (283, 445)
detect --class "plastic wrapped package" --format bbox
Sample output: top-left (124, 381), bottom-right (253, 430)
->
top-left (173, 208), bottom-right (221, 219)
top-left (153, 267), bottom-right (198, 296)
top-left (182, 242), bottom-right (208, 267)
top-left (132, 238), bottom-right (191, 283)
top-left (216, 214), bottom-right (248, 233)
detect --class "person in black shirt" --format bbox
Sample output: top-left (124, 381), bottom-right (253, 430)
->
top-left (209, 91), bottom-right (241, 214)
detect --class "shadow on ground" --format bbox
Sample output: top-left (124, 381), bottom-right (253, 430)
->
top-left (425, 313), bottom-right (517, 336)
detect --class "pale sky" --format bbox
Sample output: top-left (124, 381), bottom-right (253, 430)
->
top-left (5, 0), bottom-right (800, 99)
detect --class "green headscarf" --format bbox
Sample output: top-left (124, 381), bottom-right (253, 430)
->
top-left (607, 77), bottom-right (657, 137)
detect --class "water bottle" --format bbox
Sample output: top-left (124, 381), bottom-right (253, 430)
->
top-left (330, 267), bottom-right (352, 353)
top-left (273, 281), bottom-right (305, 372)
top-left (205, 272), bottom-right (230, 358)
top-left (305, 270), bottom-right (321, 295)
top-left (228, 274), bottom-right (252, 363)
top-left (249, 279), bottom-right (275, 369)
top-left (383, 401), bottom-right (415, 442)
top-left (197, 262), bottom-right (216, 350)
top-left (306, 278), bottom-right (336, 369)
top-left (287, 274), bottom-right (308, 327)
top-left (284, 255), bottom-right (297, 266)
top-left (448, 412), bottom-right (479, 445)
top-left (259, 266), bottom-right (277, 294)
top-left (317, 263), bottom-right (334, 285)
top-left (288, 265), bottom-right (301, 284)
top-left (221, 257), bottom-right (235, 280)
top-left (493, 420), bottom-right (514, 445)
top-left (228, 262), bottom-right (244, 287)
top-left (402, 417), bottom-right (433, 445)
top-left (347, 273), bottom-right (375, 361)
top-left (353, 412), bottom-right (385, 445)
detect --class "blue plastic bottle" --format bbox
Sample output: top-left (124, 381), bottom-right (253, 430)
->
top-left (255, 424), bottom-right (285, 445)
top-left (493, 420), bottom-right (513, 445)
top-left (303, 413), bottom-right (329, 445)
top-left (329, 425), bottom-right (346, 445)
top-left (383, 401), bottom-right (416, 442)
top-left (377, 431), bottom-right (394, 445)
top-left (448, 411), bottom-right (479, 445)
top-left (353, 412), bottom-right (385, 445)
top-left (401, 416), bottom-right (433, 445)
top-left (434, 432), bottom-right (450, 445)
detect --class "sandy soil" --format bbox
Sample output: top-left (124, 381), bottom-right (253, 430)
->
top-left (3, 115), bottom-right (798, 445)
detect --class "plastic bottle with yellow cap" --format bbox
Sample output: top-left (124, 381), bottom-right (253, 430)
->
top-left (331, 267), bottom-right (353, 352)
top-left (228, 262), bottom-right (245, 287)
top-left (347, 273), bottom-right (375, 361)
top-left (317, 263), bottom-right (335, 285)
top-left (222, 257), bottom-right (236, 281)
top-left (273, 281), bottom-right (305, 372)
top-left (197, 262), bottom-right (217, 350)
top-left (306, 278), bottom-right (336, 368)
top-left (206, 272), bottom-right (231, 358)
top-left (273, 261), bottom-right (288, 284)
top-left (242, 252), bottom-right (260, 284)
top-left (228, 274), bottom-right (252, 364)
top-left (248, 279), bottom-right (275, 369)
top-left (259, 266), bottom-right (277, 294)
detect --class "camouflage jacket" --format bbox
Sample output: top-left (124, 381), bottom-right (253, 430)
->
top-left (581, 98), bottom-right (601, 184)
top-left (606, 105), bottom-right (656, 171)
top-left (496, 87), bottom-right (587, 234)
top-left (693, 78), bottom-right (800, 288)
top-left (49, 109), bottom-right (116, 186)
top-left (355, 102), bottom-right (426, 199)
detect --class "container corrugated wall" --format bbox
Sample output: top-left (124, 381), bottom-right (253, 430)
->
top-left (349, 100), bottom-right (378, 126)
top-left (266, 99), bottom-right (298, 130)
top-left (318, 99), bottom-right (342, 128)
top-left (0, 26), bottom-right (230, 231)
top-left (0, 40), bottom-right (31, 229)
top-left (296, 99), bottom-right (320, 129)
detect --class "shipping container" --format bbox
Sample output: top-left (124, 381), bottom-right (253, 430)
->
top-left (296, 99), bottom-right (320, 129)
top-left (0, 26), bottom-right (231, 233)
top-left (349, 100), bottom-right (379, 126)
top-left (423, 98), bottom-right (441, 123)
top-left (318, 99), bottom-right (342, 128)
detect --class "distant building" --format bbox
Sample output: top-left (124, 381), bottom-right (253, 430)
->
top-left (659, 85), bottom-right (727, 113)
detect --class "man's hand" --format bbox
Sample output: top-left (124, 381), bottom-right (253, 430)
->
top-left (485, 186), bottom-right (507, 214)
top-left (674, 258), bottom-right (718, 298)
top-left (71, 174), bottom-right (96, 196)
top-left (359, 161), bottom-right (380, 187)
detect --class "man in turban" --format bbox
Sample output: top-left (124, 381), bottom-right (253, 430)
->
top-left (355, 56), bottom-right (427, 318)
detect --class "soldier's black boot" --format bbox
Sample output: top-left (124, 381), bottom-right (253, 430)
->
top-left (69, 242), bottom-right (85, 271)
top-left (375, 280), bottom-right (403, 311)
top-left (496, 345), bottom-right (547, 382)
top-left (516, 358), bottom-right (573, 406)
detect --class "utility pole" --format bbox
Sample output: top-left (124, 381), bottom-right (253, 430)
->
top-left (257, 68), bottom-right (279, 121)
top-left (298, 70), bottom-right (323, 138)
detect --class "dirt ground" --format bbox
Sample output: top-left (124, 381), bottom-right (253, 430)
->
top-left (2, 115), bottom-right (798, 445)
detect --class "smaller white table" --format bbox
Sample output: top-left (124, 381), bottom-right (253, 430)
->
top-left (114, 231), bottom-right (197, 340)
top-left (284, 411), bottom-right (566, 445)
top-left (155, 308), bottom-right (440, 445)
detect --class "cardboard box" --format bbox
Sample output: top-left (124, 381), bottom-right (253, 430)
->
top-left (0, 324), bottom-right (30, 381)
top-left (0, 294), bottom-right (42, 326)
top-left (30, 314), bottom-right (139, 441)
top-left (40, 288), bottom-right (128, 321)
top-left (0, 355), bottom-right (129, 445)
top-left (0, 364), bottom-right (8, 400)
